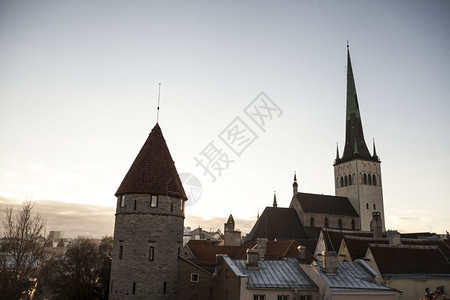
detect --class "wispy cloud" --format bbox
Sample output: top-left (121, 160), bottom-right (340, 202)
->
top-left (0, 196), bottom-right (115, 238)
top-left (0, 196), bottom-right (257, 238)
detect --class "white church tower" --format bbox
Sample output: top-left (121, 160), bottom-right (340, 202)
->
top-left (334, 46), bottom-right (385, 231)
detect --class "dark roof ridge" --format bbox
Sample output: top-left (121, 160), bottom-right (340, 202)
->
top-left (343, 235), bottom-right (387, 241)
top-left (324, 228), bottom-right (372, 234)
top-left (369, 244), bottom-right (439, 250)
top-left (298, 191), bottom-right (348, 199)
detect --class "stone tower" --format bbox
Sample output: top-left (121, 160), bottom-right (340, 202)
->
top-left (110, 123), bottom-right (187, 299)
top-left (334, 46), bottom-right (385, 231)
top-left (223, 214), bottom-right (241, 246)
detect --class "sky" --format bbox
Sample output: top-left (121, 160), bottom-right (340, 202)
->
top-left (1, 0), bottom-right (449, 238)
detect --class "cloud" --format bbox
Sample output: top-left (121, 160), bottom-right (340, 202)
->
top-left (0, 195), bottom-right (115, 238)
top-left (0, 195), bottom-right (257, 238)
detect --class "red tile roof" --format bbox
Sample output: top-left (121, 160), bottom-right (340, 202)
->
top-left (186, 240), bottom-right (241, 261)
top-left (115, 123), bottom-right (187, 200)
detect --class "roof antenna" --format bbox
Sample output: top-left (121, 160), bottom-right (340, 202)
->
top-left (156, 83), bottom-right (161, 123)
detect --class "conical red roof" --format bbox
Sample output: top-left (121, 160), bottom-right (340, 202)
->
top-left (115, 123), bottom-right (187, 200)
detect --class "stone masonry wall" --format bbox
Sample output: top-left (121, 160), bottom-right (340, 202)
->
top-left (110, 194), bottom-right (184, 300)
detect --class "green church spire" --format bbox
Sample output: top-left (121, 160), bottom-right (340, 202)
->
top-left (338, 44), bottom-right (376, 163)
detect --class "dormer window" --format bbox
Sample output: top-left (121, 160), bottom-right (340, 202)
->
top-left (150, 195), bottom-right (158, 208)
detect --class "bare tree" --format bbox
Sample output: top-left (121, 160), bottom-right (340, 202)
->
top-left (0, 201), bottom-right (49, 299)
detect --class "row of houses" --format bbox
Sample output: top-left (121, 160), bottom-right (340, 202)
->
top-left (178, 212), bottom-right (450, 299)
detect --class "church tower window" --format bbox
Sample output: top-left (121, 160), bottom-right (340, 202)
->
top-left (150, 195), bottom-right (158, 207)
top-left (324, 218), bottom-right (329, 228)
top-left (340, 177), bottom-right (344, 187)
top-left (119, 245), bottom-right (123, 259)
top-left (349, 175), bottom-right (352, 185)
top-left (344, 176), bottom-right (348, 186)
top-left (338, 219), bottom-right (343, 229)
top-left (363, 174), bottom-right (367, 185)
top-left (310, 217), bottom-right (315, 227)
top-left (373, 175), bottom-right (377, 186)
top-left (120, 195), bottom-right (125, 208)
top-left (351, 219), bottom-right (356, 230)
top-left (368, 174), bottom-right (372, 185)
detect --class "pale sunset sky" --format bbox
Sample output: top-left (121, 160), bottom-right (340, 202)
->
top-left (1, 1), bottom-right (449, 237)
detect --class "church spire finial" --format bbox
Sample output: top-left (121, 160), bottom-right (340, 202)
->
top-left (273, 190), bottom-right (278, 207)
top-left (373, 138), bottom-right (378, 159)
top-left (336, 142), bottom-right (340, 160)
top-left (293, 171), bottom-right (298, 195)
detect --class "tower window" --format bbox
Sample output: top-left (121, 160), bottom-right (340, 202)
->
top-left (149, 246), bottom-right (154, 261)
top-left (163, 282), bottom-right (166, 294)
top-left (180, 199), bottom-right (184, 210)
top-left (190, 273), bottom-right (199, 282)
top-left (344, 176), bottom-right (348, 186)
top-left (150, 195), bottom-right (158, 208)
top-left (310, 217), bottom-right (315, 227)
top-left (366, 203), bottom-right (369, 209)
top-left (349, 175), bottom-right (352, 185)
top-left (373, 175), bottom-right (377, 186)
top-left (338, 219), bottom-right (343, 229)
top-left (324, 218), bottom-right (329, 228)
top-left (373, 204), bottom-right (376, 210)
top-left (119, 245), bottom-right (123, 259)
top-left (171, 202), bottom-right (174, 212)
top-left (134, 200), bottom-right (137, 210)
top-left (120, 195), bottom-right (125, 208)
top-left (363, 174), bottom-right (367, 185)
top-left (340, 177), bottom-right (344, 187)
top-left (132, 282), bottom-right (136, 295)
top-left (351, 219), bottom-right (356, 230)
top-left (368, 174), bottom-right (372, 185)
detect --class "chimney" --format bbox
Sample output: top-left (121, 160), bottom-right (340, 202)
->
top-left (246, 249), bottom-right (259, 270)
top-left (370, 211), bottom-right (383, 238)
top-left (298, 245), bottom-right (307, 264)
top-left (322, 251), bottom-right (338, 274)
top-left (257, 238), bottom-right (267, 259)
top-left (387, 230), bottom-right (401, 246)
